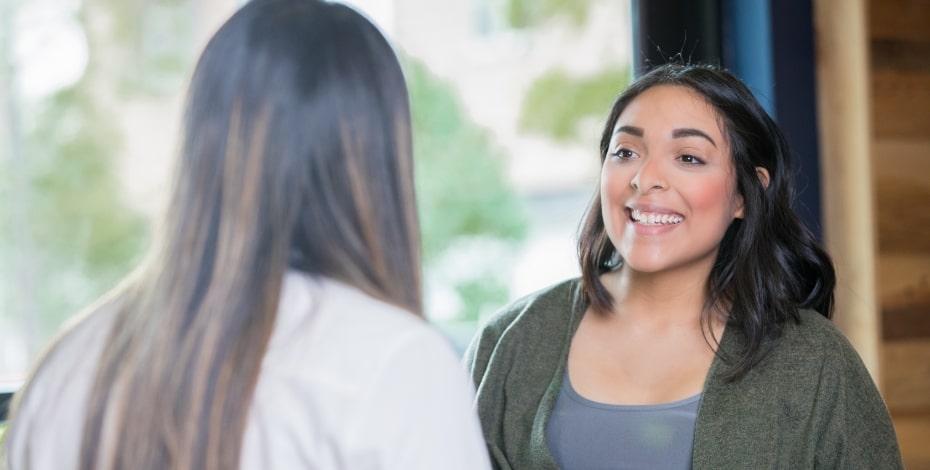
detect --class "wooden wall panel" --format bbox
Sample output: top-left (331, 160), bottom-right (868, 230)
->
top-left (872, 140), bottom-right (930, 253)
top-left (873, 140), bottom-right (930, 185)
top-left (878, 255), bottom-right (930, 341)
top-left (872, 40), bottom-right (930, 73)
top-left (871, 72), bottom-right (930, 139)
top-left (868, 0), bottom-right (930, 465)
top-left (891, 411), bottom-right (930, 469)
top-left (883, 340), bottom-right (930, 412)
top-left (869, 0), bottom-right (930, 41)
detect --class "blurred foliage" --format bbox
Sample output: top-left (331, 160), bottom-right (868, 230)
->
top-left (0, 0), bottom-right (194, 347)
top-left (453, 274), bottom-right (511, 321)
top-left (58, 0), bottom-right (194, 98)
top-left (504, 0), bottom-right (630, 142)
top-left (518, 66), bottom-right (630, 143)
top-left (18, 85), bottom-right (149, 334)
top-left (505, 0), bottom-right (596, 29)
top-left (406, 60), bottom-right (527, 259)
top-left (405, 59), bottom-right (528, 321)
top-left (111, 1), bottom-right (194, 96)
top-left (503, 0), bottom-right (631, 144)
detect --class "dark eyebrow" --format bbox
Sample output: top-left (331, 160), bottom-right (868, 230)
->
top-left (612, 125), bottom-right (644, 137)
top-left (672, 128), bottom-right (717, 148)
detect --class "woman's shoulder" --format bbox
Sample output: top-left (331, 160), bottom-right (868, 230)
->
top-left (5, 294), bottom-right (122, 465)
top-left (24, 293), bottom-right (122, 388)
top-left (279, 271), bottom-right (434, 342)
top-left (780, 309), bottom-right (858, 358)
top-left (269, 272), bottom-right (458, 383)
top-left (753, 309), bottom-right (872, 381)
top-left (713, 309), bottom-right (885, 419)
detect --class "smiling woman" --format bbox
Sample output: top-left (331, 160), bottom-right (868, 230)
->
top-left (600, 85), bottom-right (745, 280)
top-left (465, 62), bottom-right (904, 469)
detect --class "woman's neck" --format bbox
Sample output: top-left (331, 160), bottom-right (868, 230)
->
top-left (603, 261), bottom-right (714, 328)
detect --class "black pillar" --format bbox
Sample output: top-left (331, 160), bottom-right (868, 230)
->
top-left (768, 0), bottom-right (823, 239)
top-left (631, 0), bottom-right (722, 77)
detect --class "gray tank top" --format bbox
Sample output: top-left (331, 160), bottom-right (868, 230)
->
top-left (545, 371), bottom-right (701, 469)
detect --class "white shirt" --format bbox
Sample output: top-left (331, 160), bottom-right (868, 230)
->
top-left (5, 271), bottom-right (491, 469)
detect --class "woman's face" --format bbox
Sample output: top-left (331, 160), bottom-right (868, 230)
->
top-left (601, 85), bottom-right (743, 276)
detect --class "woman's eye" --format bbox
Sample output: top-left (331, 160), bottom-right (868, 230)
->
top-left (610, 148), bottom-right (635, 160)
top-left (679, 154), bottom-right (704, 164)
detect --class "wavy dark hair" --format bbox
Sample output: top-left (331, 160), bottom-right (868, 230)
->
top-left (9, 0), bottom-right (420, 468)
top-left (577, 63), bottom-right (835, 379)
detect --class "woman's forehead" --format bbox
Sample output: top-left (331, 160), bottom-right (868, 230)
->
top-left (612, 85), bottom-right (726, 140)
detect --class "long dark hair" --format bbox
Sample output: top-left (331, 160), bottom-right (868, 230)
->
top-left (577, 63), bottom-right (835, 379)
top-left (10, 0), bottom-right (420, 468)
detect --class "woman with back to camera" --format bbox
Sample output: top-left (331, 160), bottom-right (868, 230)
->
top-left (466, 63), bottom-right (903, 469)
top-left (3, 1), bottom-right (491, 468)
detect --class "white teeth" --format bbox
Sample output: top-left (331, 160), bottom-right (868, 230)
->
top-left (631, 209), bottom-right (683, 225)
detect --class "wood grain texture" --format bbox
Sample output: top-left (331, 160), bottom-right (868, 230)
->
top-left (883, 339), bottom-right (930, 412)
top-left (868, 3), bottom-right (930, 467)
top-left (871, 71), bottom-right (930, 139)
top-left (872, 40), bottom-right (930, 73)
top-left (872, 139), bottom-right (930, 253)
top-left (878, 255), bottom-right (930, 340)
top-left (891, 410), bottom-right (930, 470)
top-left (874, 180), bottom-right (930, 253)
top-left (869, 0), bottom-right (930, 42)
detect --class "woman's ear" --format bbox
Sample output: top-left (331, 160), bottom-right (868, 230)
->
top-left (756, 167), bottom-right (770, 189)
top-left (734, 167), bottom-right (771, 220)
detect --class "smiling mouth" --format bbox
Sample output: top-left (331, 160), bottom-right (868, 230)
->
top-left (629, 208), bottom-right (684, 226)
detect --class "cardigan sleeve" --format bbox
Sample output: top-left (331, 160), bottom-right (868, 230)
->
top-left (463, 308), bottom-right (520, 470)
top-left (812, 331), bottom-right (904, 469)
top-left (691, 310), bottom-right (907, 469)
top-left (463, 316), bottom-right (500, 393)
top-left (462, 281), bottom-right (579, 470)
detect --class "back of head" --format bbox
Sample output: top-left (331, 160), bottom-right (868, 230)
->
top-left (59, 1), bottom-right (421, 468)
top-left (177, 0), bottom-right (420, 312)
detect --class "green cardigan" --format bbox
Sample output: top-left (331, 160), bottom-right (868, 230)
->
top-left (465, 278), bottom-right (904, 469)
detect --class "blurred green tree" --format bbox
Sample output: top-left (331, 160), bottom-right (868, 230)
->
top-left (504, 0), bottom-right (631, 144)
top-left (19, 86), bottom-right (148, 335)
top-left (0, 0), bottom-right (191, 353)
top-left (505, 0), bottom-right (596, 29)
top-left (406, 59), bottom-right (528, 323)
top-left (518, 66), bottom-right (630, 143)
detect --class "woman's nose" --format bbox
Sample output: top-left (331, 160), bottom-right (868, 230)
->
top-left (630, 157), bottom-right (667, 193)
